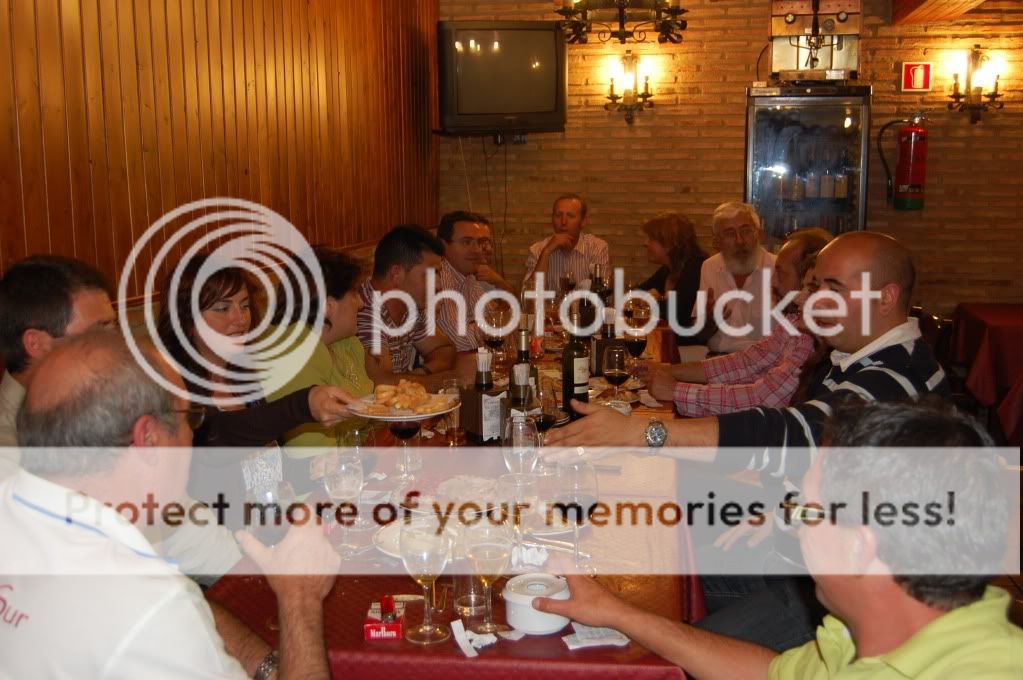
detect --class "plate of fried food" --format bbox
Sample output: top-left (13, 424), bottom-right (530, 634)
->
top-left (347, 380), bottom-right (459, 422)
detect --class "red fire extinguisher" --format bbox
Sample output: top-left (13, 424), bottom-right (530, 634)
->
top-left (879, 113), bottom-right (928, 211)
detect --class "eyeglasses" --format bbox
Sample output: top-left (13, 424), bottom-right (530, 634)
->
top-left (171, 406), bottom-right (207, 431)
top-left (718, 225), bottom-right (757, 242)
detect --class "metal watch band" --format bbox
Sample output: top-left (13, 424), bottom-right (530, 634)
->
top-left (253, 651), bottom-right (279, 680)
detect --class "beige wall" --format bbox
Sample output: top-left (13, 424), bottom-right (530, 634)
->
top-left (438, 0), bottom-right (1022, 315)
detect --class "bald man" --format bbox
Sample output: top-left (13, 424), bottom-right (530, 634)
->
top-left (544, 232), bottom-right (950, 650)
top-left (0, 330), bottom-right (338, 678)
top-left (546, 231), bottom-right (948, 474)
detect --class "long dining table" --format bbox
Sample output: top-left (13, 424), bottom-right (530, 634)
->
top-left (208, 337), bottom-right (706, 679)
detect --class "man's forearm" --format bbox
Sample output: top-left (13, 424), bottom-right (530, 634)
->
top-left (615, 603), bottom-right (775, 680)
top-left (278, 593), bottom-right (329, 680)
top-left (209, 600), bottom-right (271, 676)
top-left (663, 417), bottom-right (719, 463)
top-left (671, 361), bottom-right (708, 384)
top-left (422, 344), bottom-right (456, 373)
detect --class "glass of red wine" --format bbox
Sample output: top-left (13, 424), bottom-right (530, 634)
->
top-left (603, 346), bottom-right (629, 402)
top-left (246, 481), bottom-right (297, 547)
top-left (390, 420), bottom-right (421, 484)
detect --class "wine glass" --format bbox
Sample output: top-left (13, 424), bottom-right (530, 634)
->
top-left (322, 452), bottom-right (363, 557)
top-left (464, 520), bottom-right (514, 634)
top-left (624, 328), bottom-right (648, 380)
top-left (336, 425), bottom-right (377, 530)
top-left (390, 419), bottom-right (421, 484)
top-left (400, 517), bottom-right (453, 644)
top-left (497, 473), bottom-right (539, 559)
top-left (555, 461), bottom-right (598, 570)
top-left (483, 307), bottom-right (508, 362)
top-left (245, 481), bottom-right (296, 548)
top-left (602, 346), bottom-right (629, 402)
top-left (502, 416), bottom-right (539, 474)
top-left (559, 271), bottom-right (576, 297)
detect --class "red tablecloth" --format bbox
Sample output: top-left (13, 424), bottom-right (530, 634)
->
top-left (953, 303), bottom-right (1023, 445)
top-left (209, 444), bottom-right (704, 680)
top-left (209, 571), bottom-right (699, 680)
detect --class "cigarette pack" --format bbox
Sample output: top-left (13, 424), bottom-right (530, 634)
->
top-left (363, 595), bottom-right (405, 641)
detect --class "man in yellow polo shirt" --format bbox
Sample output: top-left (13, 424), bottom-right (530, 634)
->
top-left (535, 399), bottom-right (1022, 679)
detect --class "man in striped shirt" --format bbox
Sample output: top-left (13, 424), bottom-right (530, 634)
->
top-left (547, 231), bottom-right (949, 480)
top-left (435, 211), bottom-right (489, 352)
top-left (523, 193), bottom-right (609, 291)
top-left (648, 228), bottom-right (832, 416)
top-left (357, 225), bottom-right (458, 389)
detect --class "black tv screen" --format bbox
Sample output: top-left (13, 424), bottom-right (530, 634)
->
top-left (439, 21), bottom-right (567, 134)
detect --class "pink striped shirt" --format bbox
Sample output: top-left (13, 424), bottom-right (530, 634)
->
top-left (673, 314), bottom-right (814, 416)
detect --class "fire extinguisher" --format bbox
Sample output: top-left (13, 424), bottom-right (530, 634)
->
top-left (879, 113), bottom-right (928, 211)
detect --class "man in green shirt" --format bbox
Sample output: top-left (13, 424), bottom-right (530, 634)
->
top-left (535, 399), bottom-right (1021, 679)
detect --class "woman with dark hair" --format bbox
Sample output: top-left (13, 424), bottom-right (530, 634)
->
top-left (636, 212), bottom-right (707, 347)
top-left (157, 254), bottom-right (355, 526)
top-left (262, 246), bottom-right (376, 449)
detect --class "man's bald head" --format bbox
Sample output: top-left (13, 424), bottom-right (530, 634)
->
top-left (821, 232), bottom-right (915, 313)
top-left (18, 329), bottom-right (180, 476)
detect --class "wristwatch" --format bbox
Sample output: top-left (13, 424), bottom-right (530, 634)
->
top-left (644, 418), bottom-right (667, 449)
top-left (254, 651), bottom-right (279, 680)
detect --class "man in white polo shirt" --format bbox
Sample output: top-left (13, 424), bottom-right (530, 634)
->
top-left (0, 330), bottom-right (339, 679)
top-left (695, 202), bottom-right (777, 354)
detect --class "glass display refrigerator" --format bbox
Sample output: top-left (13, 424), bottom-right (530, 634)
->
top-left (745, 84), bottom-right (871, 241)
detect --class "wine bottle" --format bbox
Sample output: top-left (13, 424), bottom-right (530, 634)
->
top-left (590, 306), bottom-right (620, 376)
top-left (513, 328), bottom-right (539, 390)
top-left (562, 312), bottom-right (590, 420)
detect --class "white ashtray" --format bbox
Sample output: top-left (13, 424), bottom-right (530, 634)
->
top-left (501, 573), bottom-right (571, 635)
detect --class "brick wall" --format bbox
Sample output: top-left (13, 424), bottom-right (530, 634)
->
top-left (438, 0), bottom-right (1022, 315)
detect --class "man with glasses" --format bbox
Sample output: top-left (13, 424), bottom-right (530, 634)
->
top-left (0, 330), bottom-right (339, 678)
top-left (0, 254), bottom-right (241, 580)
top-left (435, 210), bottom-right (492, 351)
top-left (536, 399), bottom-right (1021, 679)
top-left (695, 202), bottom-right (777, 354)
top-left (476, 218), bottom-right (516, 295)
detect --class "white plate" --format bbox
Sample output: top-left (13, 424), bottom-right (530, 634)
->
top-left (347, 393), bottom-right (459, 422)
top-left (372, 521), bottom-right (461, 559)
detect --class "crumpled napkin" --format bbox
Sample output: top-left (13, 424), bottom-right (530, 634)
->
top-left (451, 619), bottom-right (498, 658)
top-left (561, 622), bottom-right (630, 650)
top-left (637, 389), bottom-right (661, 408)
top-left (512, 544), bottom-right (549, 568)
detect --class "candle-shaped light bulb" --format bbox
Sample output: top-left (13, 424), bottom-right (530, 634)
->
top-left (952, 73), bottom-right (960, 95)
top-left (643, 75), bottom-right (650, 96)
top-left (609, 77), bottom-right (616, 97)
top-left (992, 74), bottom-right (1000, 95)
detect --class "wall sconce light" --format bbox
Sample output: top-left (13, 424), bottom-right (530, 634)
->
top-left (556, 0), bottom-right (688, 45)
top-left (948, 45), bottom-right (1004, 124)
top-left (605, 50), bottom-right (653, 124)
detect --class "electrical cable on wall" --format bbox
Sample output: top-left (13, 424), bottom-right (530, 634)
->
top-left (458, 137), bottom-right (473, 212)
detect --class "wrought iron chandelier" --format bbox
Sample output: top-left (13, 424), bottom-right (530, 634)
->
top-left (555, 0), bottom-right (689, 45)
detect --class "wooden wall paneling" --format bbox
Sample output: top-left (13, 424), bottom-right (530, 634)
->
top-left (1, 0), bottom-right (440, 295)
top-left (36, 0), bottom-right (75, 257)
top-left (147, 0), bottom-right (178, 269)
top-left (12, 0), bottom-right (50, 257)
top-left (0, 0), bottom-right (26, 269)
top-left (78, 0), bottom-right (115, 279)
top-left (132, 0), bottom-right (167, 285)
top-left (61, 0), bottom-right (98, 268)
top-left (162, 0), bottom-right (190, 268)
top-left (97, 0), bottom-right (134, 290)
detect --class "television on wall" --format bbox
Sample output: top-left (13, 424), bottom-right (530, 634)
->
top-left (438, 21), bottom-right (567, 135)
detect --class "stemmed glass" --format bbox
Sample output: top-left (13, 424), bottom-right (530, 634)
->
top-left (390, 420), bottom-right (421, 484)
top-left (533, 379), bottom-right (560, 474)
top-left (484, 307), bottom-right (510, 374)
top-left (502, 416), bottom-right (540, 474)
top-left (464, 520), bottom-right (514, 634)
top-left (245, 481), bottom-right (296, 547)
top-left (624, 328), bottom-right (648, 381)
top-left (336, 425), bottom-right (377, 530)
top-left (400, 516), bottom-right (453, 644)
top-left (603, 346), bottom-right (629, 402)
top-left (555, 461), bottom-right (599, 570)
top-left (322, 452), bottom-right (363, 557)
top-left (497, 473), bottom-right (539, 561)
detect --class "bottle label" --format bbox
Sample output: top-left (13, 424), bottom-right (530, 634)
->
top-left (482, 391), bottom-right (507, 441)
top-left (573, 358), bottom-right (589, 392)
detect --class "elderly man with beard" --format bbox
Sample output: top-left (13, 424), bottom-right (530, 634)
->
top-left (695, 202), bottom-right (777, 354)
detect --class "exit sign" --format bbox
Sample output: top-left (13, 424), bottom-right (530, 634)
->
top-left (901, 62), bottom-right (933, 91)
